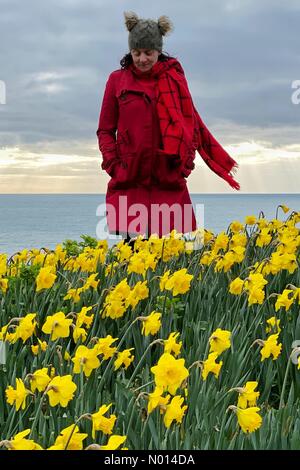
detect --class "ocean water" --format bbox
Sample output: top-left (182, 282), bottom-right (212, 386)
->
top-left (0, 194), bottom-right (299, 256)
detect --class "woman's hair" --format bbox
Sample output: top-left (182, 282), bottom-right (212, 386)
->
top-left (120, 51), bottom-right (175, 69)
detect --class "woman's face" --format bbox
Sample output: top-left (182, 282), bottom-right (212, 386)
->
top-left (131, 48), bottom-right (160, 72)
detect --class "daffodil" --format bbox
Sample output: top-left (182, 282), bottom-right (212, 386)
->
top-left (141, 311), bottom-right (162, 336)
top-left (63, 288), bottom-right (82, 303)
top-left (36, 266), bottom-right (57, 292)
top-left (76, 306), bottom-right (94, 328)
top-left (29, 368), bottom-right (51, 393)
top-left (31, 338), bottom-right (47, 356)
top-left (151, 353), bottom-right (189, 395)
top-left (48, 424), bottom-right (87, 450)
top-left (229, 277), bottom-right (244, 295)
top-left (202, 352), bottom-right (223, 381)
top-left (42, 311), bottom-right (72, 341)
top-left (147, 387), bottom-right (170, 414)
top-left (275, 289), bottom-right (294, 312)
top-left (245, 215), bottom-right (256, 225)
top-left (230, 221), bottom-right (244, 233)
top-left (164, 268), bottom-right (193, 296)
top-left (91, 404), bottom-right (117, 438)
top-left (163, 332), bottom-right (182, 356)
top-left (114, 348), bottom-right (134, 371)
top-left (72, 345), bottom-right (100, 377)
top-left (266, 317), bottom-right (281, 334)
top-left (46, 375), bottom-right (77, 407)
top-left (6, 378), bottom-right (31, 411)
top-left (163, 395), bottom-right (188, 428)
top-left (13, 313), bottom-right (37, 343)
top-left (209, 328), bottom-right (231, 355)
top-left (236, 406), bottom-right (262, 433)
top-left (99, 435), bottom-right (127, 450)
top-left (94, 335), bottom-right (118, 360)
top-left (259, 334), bottom-right (282, 361)
top-left (230, 381), bottom-right (260, 409)
top-left (0, 278), bottom-right (8, 294)
top-left (2, 429), bottom-right (43, 450)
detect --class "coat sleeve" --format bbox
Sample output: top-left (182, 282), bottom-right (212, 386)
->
top-left (96, 72), bottom-right (120, 177)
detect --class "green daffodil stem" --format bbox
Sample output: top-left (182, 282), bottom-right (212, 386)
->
top-left (126, 339), bottom-right (164, 389)
top-left (98, 317), bottom-right (140, 392)
top-left (63, 413), bottom-right (91, 450)
top-left (29, 386), bottom-right (51, 439)
top-left (279, 351), bottom-right (296, 408)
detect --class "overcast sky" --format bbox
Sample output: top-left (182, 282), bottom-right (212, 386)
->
top-left (0, 0), bottom-right (300, 193)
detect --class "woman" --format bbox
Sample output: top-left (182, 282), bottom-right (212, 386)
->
top-left (97, 11), bottom-right (240, 243)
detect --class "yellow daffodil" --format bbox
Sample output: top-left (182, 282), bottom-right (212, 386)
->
top-left (72, 325), bottom-right (87, 343)
top-left (259, 334), bottom-right (282, 361)
top-left (36, 266), bottom-right (57, 292)
top-left (0, 278), bottom-right (8, 294)
top-left (29, 368), bottom-right (51, 393)
top-left (72, 345), bottom-right (100, 377)
top-left (202, 352), bottom-right (223, 381)
top-left (46, 375), bottom-right (77, 407)
top-left (99, 435), bottom-right (127, 450)
top-left (256, 228), bottom-right (272, 247)
top-left (31, 338), bottom-right (47, 356)
top-left (13, 313), bottom-right (37, 343)
top-left (0, 254), bottom-right (7, 277)
top-left (164, 268), bottom-right (193, 296)
top-left (163, 395), bottom-right (188, 428)
top-left (141, 311), bottom-right (162, 336)
top-left (275, 289), bottom-right (294, 312)
top-left (76, 306), bottom-right (94, 328)
top-left (209, 328), bottom-right (231, 355)
top-left (42, 311), bottom-right (72, 341)
top-left (2, 429), bottom-right (43, 450)
top-left (147, 387), bottom-right (170, 414)
top-left (48, 424), bottom-right (87, 450)
top-left (245, 215), bottom-right (256, 226)
top-left (229, 277), bottom-right (244, 295)
top-left (159, 270), bottom-right (171, 291)
top-left (230, 381), bottom-right (260, 409)
top-left (114, 348), bottom-right (134, 371)
top-left (6, 378), bottom-right (30, 411)
top-left (63, 288), bottom-right (83, 303)
top-left (266, 317), bottom-right (281, 334)
top-left (163, 332), bottom-right (182, 357)
top-left (248, 287), bottom-right (265, 306)
top-left (236, 406), bottom-right (262, 433)
top-left (280, 204), bottom-right (290, 214)
top-left (91, 404), bottom-right (117, 438)
top-left (151, 353), bottom-right (189, 395)
top-left (94, 335), bottom-right (118, 360)
top-left (213, 232), bottom-right (229, 253)
top-left (244, 273), bottom-right (268, 291)
top-left (82, 273), bottom-right (99, 290)
top-left (230, 221), bottom-right (244, 233)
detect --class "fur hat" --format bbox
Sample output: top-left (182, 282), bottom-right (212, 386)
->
top-left (124, 11), bottom-right (173, 52)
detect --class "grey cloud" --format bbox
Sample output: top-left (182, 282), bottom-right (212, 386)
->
top-left (0, 0), bottom-right (300, 152)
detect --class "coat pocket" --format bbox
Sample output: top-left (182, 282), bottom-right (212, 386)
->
top-left (111, 152), bottom-right (139, 189)
top-left (155, 150), bottom-right (186, 190)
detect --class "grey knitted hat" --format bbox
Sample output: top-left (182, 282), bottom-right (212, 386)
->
top-left (124, 11), bottom-right (173, 52)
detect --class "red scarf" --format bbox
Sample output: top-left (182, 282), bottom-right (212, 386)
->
top-left (130, 59), bottom-right (240, 190)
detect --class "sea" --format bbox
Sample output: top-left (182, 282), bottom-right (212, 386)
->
top-left (0, 194), bottom-right (299, 256)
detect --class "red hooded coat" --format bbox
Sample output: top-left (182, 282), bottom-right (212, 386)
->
top-left (97, 58), bottom-right (237, 238)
